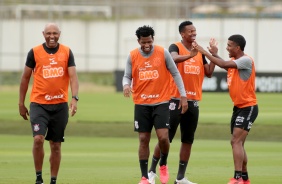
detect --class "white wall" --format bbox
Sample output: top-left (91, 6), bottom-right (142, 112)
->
top-left (0, 18), bottom-right (281, 72)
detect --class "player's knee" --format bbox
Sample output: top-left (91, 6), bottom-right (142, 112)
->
top-left (230, 138), bottom-right (242, 147)
top-left (139, 134), bottom-right (150, 146)
top-left (34, 135), bottom-right (44, 144)
top-left (33, 135), bottom-right (44, 149)
top-left (181, 136), bottom-right (194, 144)
top-left (50, 142), bottom-right (61, 151)
top-left (158, 136), bottom-right (169, 145)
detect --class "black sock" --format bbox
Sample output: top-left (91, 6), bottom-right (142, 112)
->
top-left (242, 172), bottom-right (249, 181)
top-left (177, 161), bottom-right (188, 180)
top-left (234, 170), bottom-right (242, 179)
top-left (149, 156), bottom-right (159, 173)
top-left (159, 152), bottom-right (168, 166)
top-left (50, 176), bottom-right (56, 184)
top-left (139, 160), bottom-right (148, 178)
top-left (36, 171), bottom-right (43, 182)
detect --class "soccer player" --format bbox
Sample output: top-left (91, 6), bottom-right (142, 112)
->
top-left (122, 25), bottom-right (188, 184)
top-left (148, 21), bottom-right (215, 184)
top-left (194, 34), bottom-right (258, 184)
top-left (19, 23), bottom-right (79, 184)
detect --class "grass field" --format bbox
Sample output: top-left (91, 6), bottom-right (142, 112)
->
top-left (1, 85), bottom-right (281, 125)
top-left (0, 85), bottom-right (281, 183)
top-left (0, 135), bottom-right (281, 184)
top-left (0, 85), bottom-right (281, 141)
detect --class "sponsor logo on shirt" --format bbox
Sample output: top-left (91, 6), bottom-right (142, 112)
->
top-left (184, 65), bottom-right (200, 74)
top-left (43, 67), bottom-right (64, 78)
top-left (145, 61), bottom-right (152, 68)
top-left (140, 94), bottom-right (160, 99)
top-left (186, 91), bottom-right (196, 96)
top-left (152, 57), bottom-right (161, 67)
top-left (139, 70), bottom-right (159, 80)
top-left (45, 94), bottom-right (64, 101)
top-left (49, 57), bottom-right (58, 65)
top-left (189, 58), bottom-right (196, 63)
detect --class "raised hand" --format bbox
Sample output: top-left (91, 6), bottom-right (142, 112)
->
top-left (208, 38), bottom-right (218, 55)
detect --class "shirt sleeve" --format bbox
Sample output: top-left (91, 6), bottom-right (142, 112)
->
top-left (168, 44), bottom-right (179, 53)
top-left (122, 54), bottom-right (132, 87)
top-left (164, 49), bottom-right (186, 97)
top-left (202, 54), bottom-right (208, 65)
top-left (234, 55), bottom-right (253, 80)
top-left (234, 56), bottom-right (252, 70)
top-left (25, 49), bottom-right (36, 68)
top-left (68, 49), bottom-right (75, 67)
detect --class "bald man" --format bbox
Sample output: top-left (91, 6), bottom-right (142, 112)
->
top-left (19, 23), bottom-right (79, 184)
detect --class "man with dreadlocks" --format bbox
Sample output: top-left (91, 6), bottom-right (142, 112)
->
top-left (122, 25), bottom-right (188, 184)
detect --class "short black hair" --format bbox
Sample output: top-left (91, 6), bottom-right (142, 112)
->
top-left (135, 25), bottom-right (155, 39)
top-left (228, 34), bottom-right (246, 51)
top-left (179, 21), bottom-right (193, 33)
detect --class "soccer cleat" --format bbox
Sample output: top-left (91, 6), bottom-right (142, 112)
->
top-left (175, 177), bottom-right (197, 184)
top-left (138, 176), bottom-right (150, 184)
top-left (228, 178), bottom-right (244, 184)
top-left (35, 181), bottom-right (43, 184)
top-left (148, 171), bottom-right (158, 184)
top-left (159, 165), bottom-right (169, 184)
top-left (243, 179), bottom-right (250, 184)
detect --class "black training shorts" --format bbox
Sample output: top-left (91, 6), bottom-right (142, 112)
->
top-left (134, 103), bottom-right (170, 132)
top-left (169, 99), bottom-right (199, 144)
top-left (29, 102), bottom-right (69, 142)
top-left (231, 104), bottom-right (258, 134)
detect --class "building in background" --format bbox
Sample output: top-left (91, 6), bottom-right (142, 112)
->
top-left (0, 0), bottom-right (281, 92)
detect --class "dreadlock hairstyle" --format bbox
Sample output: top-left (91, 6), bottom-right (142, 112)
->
top-left (135, 25), bottom-right (155, 39)
top-left (228, 34), bottom-right (246, 51)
